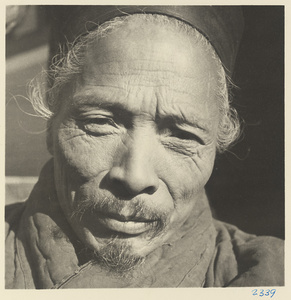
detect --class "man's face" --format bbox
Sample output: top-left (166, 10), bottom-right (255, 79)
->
top-left (51, 20), bottom-right (220, 264)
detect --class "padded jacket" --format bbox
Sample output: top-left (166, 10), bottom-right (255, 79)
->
top-left (5, 161), bottom-right (284, 288)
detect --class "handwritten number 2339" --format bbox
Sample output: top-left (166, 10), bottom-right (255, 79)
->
top-left (252, 289), bottom-right (276, 298)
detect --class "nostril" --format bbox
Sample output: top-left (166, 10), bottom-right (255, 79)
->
top-left (142, 185), bottom-right (157, 195)
top-left (106, 159), bottom-right (159, 196)
top-left (104, 168), bottom-right (159, 197)
top-left (104, 177), bottom-right (157, 197)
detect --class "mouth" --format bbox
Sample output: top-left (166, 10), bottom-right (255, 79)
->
top-left (96, 212), bottom-right (158, 235)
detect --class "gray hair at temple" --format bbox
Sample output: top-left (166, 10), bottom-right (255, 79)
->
top-left (28, 13), bottom-right (240, 153)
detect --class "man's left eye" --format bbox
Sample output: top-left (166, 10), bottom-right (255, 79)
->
top-left (171, 129), bottom-right (196, 141)
top-left (162, 127), bottom-right (203, 144)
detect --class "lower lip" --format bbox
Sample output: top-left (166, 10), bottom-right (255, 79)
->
top-left (98, 217), bottom-right (156, 235)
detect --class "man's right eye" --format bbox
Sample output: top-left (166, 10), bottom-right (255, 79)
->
top-left (84, 117), bottom-right (116, 126)
top-left (81, 116), bottom-right (119, 135)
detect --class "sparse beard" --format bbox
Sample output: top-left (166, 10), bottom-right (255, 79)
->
top-left (69, 194), bottom-right (169, 273)
top-left (91, 237), bottom-right (146, 276)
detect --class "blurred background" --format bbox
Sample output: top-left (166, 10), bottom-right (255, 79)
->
top-left (6, 6), bottom-right (51, 204)
top-left (5, 6), bottom-right (284, 239)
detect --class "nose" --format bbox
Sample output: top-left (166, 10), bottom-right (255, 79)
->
top-left (107, 129), bottom-right (159, 196)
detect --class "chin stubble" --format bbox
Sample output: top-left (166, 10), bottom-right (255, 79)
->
top-left (69, 195), bottom-right (168, 273)
top-left (91, 237), bottom-right (146, 275)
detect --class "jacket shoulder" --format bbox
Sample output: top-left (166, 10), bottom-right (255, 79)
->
top-left (207, 220), bottom-right (284, 287)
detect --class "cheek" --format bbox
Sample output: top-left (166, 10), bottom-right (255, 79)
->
top-left (160, 145), bottom-right (216, 201)
top-left (54, 125), bottom-right (120, 179)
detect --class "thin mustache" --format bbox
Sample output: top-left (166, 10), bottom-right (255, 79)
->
top-left (71, 195), bottom-right (166, 221)
top-left (70, 195), bottom-right (168, 235)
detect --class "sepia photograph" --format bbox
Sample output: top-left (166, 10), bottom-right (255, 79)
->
top-left (5, 4), bottom-right (285, 290)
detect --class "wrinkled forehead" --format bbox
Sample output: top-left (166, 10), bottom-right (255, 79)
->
top-left (83, 19), bottom-right (220, 82)
top-left (72, 20), bottom-right (221, 125)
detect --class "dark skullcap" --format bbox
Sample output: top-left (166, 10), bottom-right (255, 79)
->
top-left (48, 5), bottom-right (244, 75)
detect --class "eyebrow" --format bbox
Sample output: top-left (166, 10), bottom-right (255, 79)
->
top-left (72, 94), bottom-right (130, 112)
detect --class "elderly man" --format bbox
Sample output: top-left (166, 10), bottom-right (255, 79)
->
top-left (5, 6), bottom-right (283, 288)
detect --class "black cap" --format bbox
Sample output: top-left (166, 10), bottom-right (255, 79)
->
top-left (49, 5), bottom-right (244, 75)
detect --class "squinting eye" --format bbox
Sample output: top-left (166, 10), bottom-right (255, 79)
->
top-left (161, 127), bottom-right (204, 145)
top-left (81, 116), bottom-right (119, 135)
top-left (84, 117), bottom-right (116, 127)
top-left (171, 129), bottom-right (196, 140)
